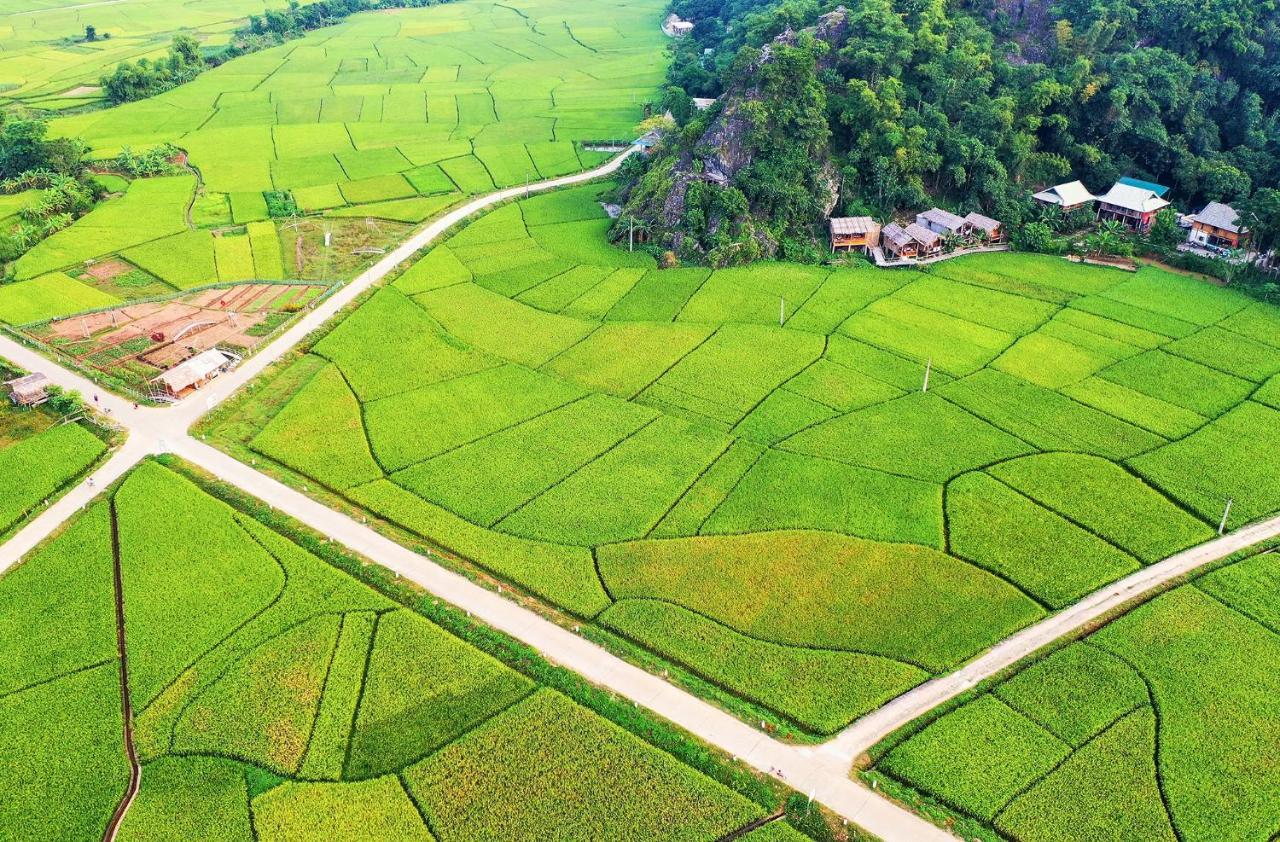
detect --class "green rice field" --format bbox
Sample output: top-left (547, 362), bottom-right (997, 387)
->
top-left (7, 0), bottom-right (664, 288)
top-left (0, 458), bottom-right (813, 841)
top-left (865, 548), bottom-right (1280, 842)
top-left (206, 181), bottom-right (1280, 736)
top-left (0, 362), bottom-right (111, 538)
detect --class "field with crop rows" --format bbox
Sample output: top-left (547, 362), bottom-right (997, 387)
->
top-left (210, 181), bottom-right (1280, 737)
top-left (0, 0), bottom-right (291, 111)
top-left (4, 0), bottom-right (664, 302)
top-left (866, 548), bottom-right (1280, 842)
top-left (0, 459), bottom-right (808, 841)
top-left (0, 367), bottom-right (110, 537)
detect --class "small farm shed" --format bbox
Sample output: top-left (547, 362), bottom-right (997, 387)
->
top-left (692, 97), bottom-right (717, 111)
top-left (881, 223), bottom-right (918, 259)
top-left (965, 212), bottom-right (1003, 242)
top-left (915, 208), bottom-right (971, 238)
top-left (152, 349), bottom-right (233, 399)
top-left (1032, 180), bottom-right (1095, 212)
top-left (1095, 181), bottom-right (1170, 232)
top-left (1187, 202), bottom-right (1249, 250)
top-left (829, 216), bottom-right (881, 253)
top-left (6, 373), bottom-right (50, 407)
top-left (905, 222), bottom-right (943, 257)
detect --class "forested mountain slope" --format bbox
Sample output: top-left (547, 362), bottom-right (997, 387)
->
top-left (622, 0), bottom-right (1280, 261)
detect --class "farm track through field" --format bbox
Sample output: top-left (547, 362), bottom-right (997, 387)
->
top-left (4, 148), bottom-right (1280, 842)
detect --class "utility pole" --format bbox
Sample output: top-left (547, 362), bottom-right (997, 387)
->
top-left (629, 216), bottom-right (634, 252)
top-left (1219, 497), bottom-right (1234, 535)
top-left (779, 297), bottom-right (785, 327)
top-left (922, 358), bottom-right (932, 393)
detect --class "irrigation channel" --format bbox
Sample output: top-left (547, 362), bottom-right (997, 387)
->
top-left (4, 148), bottom-right (1280, 842)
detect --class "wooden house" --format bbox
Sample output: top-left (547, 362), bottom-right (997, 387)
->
top-left (1187, 202), bottom-right (1249, 250)
top-left (1032, 180), bottom-right (1096, 213)
top-left (829, 216), bottom-right (881, 254)
top-left (915, 208), bottom-right (971, 238)
top-left (881, 223), bottom-right (918, 259)
top-left (905, 222), bottom-right (943, 257)
top-left (1095, 181), bottom-right (1170, 232)
top-left (6, 373), bottom-right (50, 407)
top-left (964, 212), bottom-right (1003, 242)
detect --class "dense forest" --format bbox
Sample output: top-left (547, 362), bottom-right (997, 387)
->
top-left (621, 0), bottom-right (1280, 264)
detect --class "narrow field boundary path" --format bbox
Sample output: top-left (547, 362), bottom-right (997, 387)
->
top-left (4, 148), bottom-right (1280, 842)
top-left (103, 501), bottom-right (141, 842)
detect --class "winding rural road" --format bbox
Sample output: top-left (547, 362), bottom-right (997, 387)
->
top-left (3, 148), bottom-right (1279, 842)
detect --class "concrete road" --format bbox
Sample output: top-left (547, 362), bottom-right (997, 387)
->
top-left (4, 147), bottom-right (1278, 841)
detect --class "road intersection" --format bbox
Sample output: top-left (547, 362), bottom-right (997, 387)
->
top-left (3, 150), bottom-right (1278, 841)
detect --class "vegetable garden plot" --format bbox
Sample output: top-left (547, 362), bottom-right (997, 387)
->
top-left (869, 552), bottom-right (1280, 842)
top-left (208, 180), bottom-right (1280, 736)
top-left (0, 458), bottom-right (791, 840)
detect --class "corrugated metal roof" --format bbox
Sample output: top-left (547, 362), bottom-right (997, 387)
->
top-left (830, 216), bottom-right (878, 235)
top-left (1032, 180), bottom-right (1095, 207)
top-left (1192, 202), bottom-right (1244, 234)
top-left (1097, 183), bottom-right (1170, 214)
top-left (155, 349), bottom-right (231, 392)
top-left (1118, 176), bottom-right (1170, 198)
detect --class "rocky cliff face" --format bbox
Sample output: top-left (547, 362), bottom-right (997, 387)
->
top-left (635, 8), bottom-right (851, 259)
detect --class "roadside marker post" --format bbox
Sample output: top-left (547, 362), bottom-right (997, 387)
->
top-left (1219, 497), bottom-right (1234, 535)
top-left (922, 358), bottom-right (932, 393)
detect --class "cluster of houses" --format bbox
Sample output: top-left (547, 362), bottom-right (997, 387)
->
top-left (829, 176), bottom-right (1250, 267)
top-left (1033, 176), bottom-right (1250, 255)
top-left (829, 208), bottom-right (1004, 262)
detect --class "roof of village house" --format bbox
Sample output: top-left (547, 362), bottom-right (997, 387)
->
top-left (691, 97), bottom-right (717, 111)
top-left (1118, 176), bottom-right (1170, 198)
top-left (830, 216), bottom-right (879, 236)
top-left (964, 212), bottom-right (1001, 234)
top-left (882, 223), bottom-right (914, 248)
top-left (918, 208), bottom-right (968, 230)
top-left (1191, 201), bottom-right (1245, 234)
top-left (905, 222), bottom-right (942, 246)
top-left (1096, 182), bottom-right (1171, 214)
top-left (154, 349), bottom-right (231, 393)
top-left (6, 372), bottom-right (49, 397)
top-left (1032, 180), bottom-right (1095, 207)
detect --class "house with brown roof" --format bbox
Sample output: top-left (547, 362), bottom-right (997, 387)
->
top-left (829, 216), bottom-right (881, 254)
top-left (6, 373), bottom-right (49, 407)
top-left (881, 223), bottom-right (918, 259)
top-left (964, 212), bottom-right (1003, 242)
top-left (905, 222), bottom-right (943, 257)
top-left (1187, 202), bottom-right (1249, 251)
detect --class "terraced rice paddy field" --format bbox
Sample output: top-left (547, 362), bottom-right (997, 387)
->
top-left (0, 0), bottom-right (290, 111)
top-left (8, 0), bottom-right (663, 287)
top-left (204, 182), bottom-right (1280, 739)
top-left (0, 363), bottom-right (111, 539)
top-left (865, 547), bottom-right (1280, 842)
top-left (0, 458), bottom-right (811, 841)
